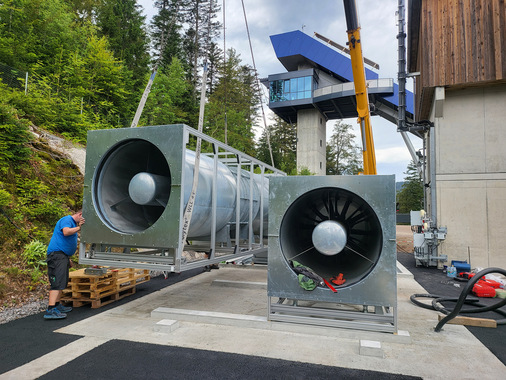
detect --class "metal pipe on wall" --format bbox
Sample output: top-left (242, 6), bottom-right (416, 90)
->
top-left (397, 0), bottom-right (421, 175)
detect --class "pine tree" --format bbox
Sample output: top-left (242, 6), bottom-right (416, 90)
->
top-left (95, 0), bottom-right (150, 101)
top-left (151, 0), bottom-right (186, 67)
top-left (0, 0), bottom-right (79, 72)
top-left (204, 48), bottom-right (256, 156)
top-left (69, 0), bottom-right (100, 24)
top-left (396, 160), bottom-right (424, 212)
top-left (182, 0), bottom-right (221, 91)
top-left (256, 116), bottom-right (297, 173)
top-left (326, 120), bottom-right (363, 175)
top-left (140, 57), bottom-right (192, 127)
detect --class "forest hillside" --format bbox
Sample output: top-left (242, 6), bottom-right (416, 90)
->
top-left (0, 0), bottom-right (244, 308)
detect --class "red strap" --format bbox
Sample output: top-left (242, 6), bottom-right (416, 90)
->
top-left (323, 278), bottom-right (337, 293)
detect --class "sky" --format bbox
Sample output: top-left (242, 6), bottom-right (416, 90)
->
top-left (137, 0), bottom-right (422, 181)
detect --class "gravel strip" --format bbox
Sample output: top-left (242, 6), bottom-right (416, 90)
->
top-left (0, 297), bottom-right (47, 325)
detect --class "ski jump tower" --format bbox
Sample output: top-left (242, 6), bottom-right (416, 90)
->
top-left (264, 30), bottom-right (415, 175)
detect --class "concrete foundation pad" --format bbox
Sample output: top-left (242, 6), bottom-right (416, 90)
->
top-left (151, 306), bottom-right (412, 344)
top-left (396, 261), bottom-right (414, 279)
top-left (211, 279), bottom-right (267, 289)
top-left (154, 319), bottom-right (180, 333)
top-left (151, 307), bottom-right (267, 328)
top-left (359, 340), bottom-right (384, 358)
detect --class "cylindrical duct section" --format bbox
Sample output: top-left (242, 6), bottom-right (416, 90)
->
top-left (228, 167), bottom-right (262, 235)
top-left (279, 187), bottom-right (383, 286)
top-left (92, 139), bottom-right (268, 238)
top-left (252, 173), bottom-right (269, 235)
top-left (182, 150), bottom-right (237, 237)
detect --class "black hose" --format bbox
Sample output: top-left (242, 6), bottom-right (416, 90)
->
top-left (410, 294), bottom-right (448, 310)
top-left (434, 267), bottom-right (506, 332)
top-left (432, 296), bottom-right (506, 316)
top-left (410, 293), bottom-right (480, 312)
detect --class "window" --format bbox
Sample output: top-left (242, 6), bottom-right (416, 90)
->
top-left (269, 75), bottom-right (313, 103)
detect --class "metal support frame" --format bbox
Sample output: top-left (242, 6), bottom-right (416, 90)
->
top-left (268, 297), bottom-right (397, 333)
top-left (267, 175), bottom-right (397, 333)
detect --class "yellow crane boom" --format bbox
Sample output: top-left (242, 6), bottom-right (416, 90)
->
top-left (343, 0), bottom-right (377, 175)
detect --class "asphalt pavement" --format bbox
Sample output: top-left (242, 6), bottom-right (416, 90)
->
top-left (1, 254), bottom-right (505, 380)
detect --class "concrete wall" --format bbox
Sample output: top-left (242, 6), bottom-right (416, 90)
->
top-left (433, 84), bottom-right (506, 269)
top-left (296, 108), bottom-right (326, 175)
top-left (315, 69), bottom-right (342, 88)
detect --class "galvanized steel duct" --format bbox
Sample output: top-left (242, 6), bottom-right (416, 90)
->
top-left (93, 139), bottom-right (266, 239)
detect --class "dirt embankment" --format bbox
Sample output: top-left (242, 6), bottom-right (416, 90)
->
top-left (396, 225), bottom-right (413, 253)
top-left (31, 126), bottom-right (86, 175)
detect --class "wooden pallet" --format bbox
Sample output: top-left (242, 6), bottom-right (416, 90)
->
top-left (114, 268), bottom-right (150, 290)
top-left (61, 268), bottom-right (150, 308)
top-left (65, 286), bottom-right (137, 309)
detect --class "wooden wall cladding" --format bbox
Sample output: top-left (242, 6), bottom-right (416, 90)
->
top-left (418, 0), bottom-right (506, 88)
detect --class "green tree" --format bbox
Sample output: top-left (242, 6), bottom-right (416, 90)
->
top-left (140, 57), bottom-right (193, 126)
top-left (24, 31), bottom-right (131, 141)
top-left (0, 85), bottom-right (32, 170)
top-left (0, 0), bottom-right (80, 72)
top-left (0, 0), bottom-right (135, 140)
top-left (326, 120), bottom-right (362, 175)
top-left (204, 48), bottom-right (256, 156)
top-left (396, 160), bottom-right (424, 212)
top-left (256, 116), bottom-right (296, 173)
top-left (206, 40), bottom-right (223, 94)
top-left (68, 0), bottom-right (100, 24)
top-left (95, 0), bottom-right (150, 99)
top-left (182, 0), bottom-right (221, 90)
top-left (151, 0), bottom-right (186, 67)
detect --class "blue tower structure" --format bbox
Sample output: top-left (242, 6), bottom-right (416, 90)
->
top-left (264, 30), bottom-right (414, 175)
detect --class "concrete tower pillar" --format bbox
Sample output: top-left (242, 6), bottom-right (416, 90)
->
top-left (297, 108), bottom-right (326, 175)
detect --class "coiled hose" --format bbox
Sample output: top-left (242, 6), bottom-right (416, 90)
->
top-left (409, 267), bottom-right (506, 332)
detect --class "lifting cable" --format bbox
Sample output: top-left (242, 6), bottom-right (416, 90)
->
top-left (240, 0), bottom-right (275, 168)
top-left (180, 0), bottom-right (214, 248)
top-left (130, 13), bottom-right (171, 128)
top-left (223, 0), bottom-right (228, 144)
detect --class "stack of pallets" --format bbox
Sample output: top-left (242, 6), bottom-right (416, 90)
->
top-left (61, 268), bottom-right (150, 308)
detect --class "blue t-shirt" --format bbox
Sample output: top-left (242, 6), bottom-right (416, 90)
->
top-left (47, 215), bottom-right (78, 256)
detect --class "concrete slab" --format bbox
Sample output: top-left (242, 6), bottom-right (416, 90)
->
top-left (52, 265), bottom-right (505, 379)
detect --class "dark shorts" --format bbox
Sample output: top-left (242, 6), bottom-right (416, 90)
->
top-left (47, 251), bottom-right (70, 290)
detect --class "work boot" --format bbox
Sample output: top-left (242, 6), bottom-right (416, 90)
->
top-left (56, 303), bottom-right (73, 313)
top-left (43, 307), bottom-right (67, 320)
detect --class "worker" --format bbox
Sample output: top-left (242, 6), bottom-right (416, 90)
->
top-left (43, 210), bottom-right (85, 319)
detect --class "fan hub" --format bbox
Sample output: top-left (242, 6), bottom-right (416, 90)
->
top-left (312, 220), bottom-right (347, 256)
top-left (129, 172), bottom-right (170, 206)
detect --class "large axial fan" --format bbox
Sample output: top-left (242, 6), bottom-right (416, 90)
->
top-left (268, 175), bottom-right (396, 308)
top-left (93, 139), bottom-right (171, 234)
top-left (280, 187), bottom-right (382, 286)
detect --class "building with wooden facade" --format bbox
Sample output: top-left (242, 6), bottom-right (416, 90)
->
top-left (408, 0), bottom-right (506, 268)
